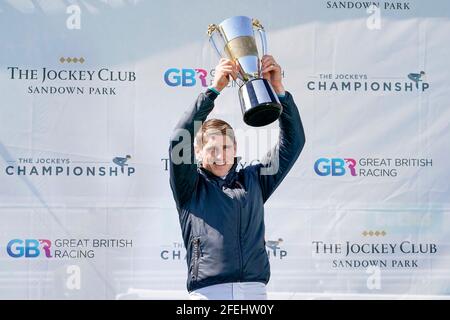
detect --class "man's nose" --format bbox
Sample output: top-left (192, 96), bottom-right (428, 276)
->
top-left (215, 151), bottom-right (224, 160)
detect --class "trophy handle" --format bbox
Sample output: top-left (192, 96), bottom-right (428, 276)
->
top-left (207, 24), bottom-right (223, 58)
top-left (252, 19), bottom-right (267, 56)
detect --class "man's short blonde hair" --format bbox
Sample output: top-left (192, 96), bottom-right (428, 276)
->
top-left (195, 119), bottom-right (236, 149)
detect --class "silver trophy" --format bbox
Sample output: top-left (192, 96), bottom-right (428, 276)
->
top-left (208, 16), bottom-right (282, 127)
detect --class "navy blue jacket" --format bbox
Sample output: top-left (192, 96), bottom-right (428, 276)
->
top-left (169, 90), bottom-right (305, 292)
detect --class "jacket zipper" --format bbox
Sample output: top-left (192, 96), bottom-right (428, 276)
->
top-left (192, 237), bottom-right (200, 280)
top-left (235, 186), bottom-right (243, 281)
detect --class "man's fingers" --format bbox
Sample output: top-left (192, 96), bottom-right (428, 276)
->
top-left (262, 54), bottom-right (277, 64)
top-left (216, 60), bottom-right (239, 80)
top-left (220, 59), bottom-right (235, 66)
top-left (261, 65), bottom-right (277, 74)
top-left (219, 66), bottom-right (238, 79)
top-left (220, 67), bottom-right (234, 74)
top-left (262, 59), bottom-right (277, 68)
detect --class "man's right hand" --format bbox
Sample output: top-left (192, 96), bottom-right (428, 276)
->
top-left (211, 58), bottom-right (238, 92)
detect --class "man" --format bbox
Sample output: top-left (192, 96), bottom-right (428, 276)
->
top-left (169, 55), bottom-right (305, 300)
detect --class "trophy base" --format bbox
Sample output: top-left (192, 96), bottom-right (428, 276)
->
top-left (238, 78), bottom-right (283, 127)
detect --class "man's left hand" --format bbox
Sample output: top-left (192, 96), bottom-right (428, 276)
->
top-left (261, 55), bottom-right (285, 95)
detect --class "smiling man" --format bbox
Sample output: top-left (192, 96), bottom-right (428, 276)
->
top-left (169, 55), bottom-right (306, 300)
top-left (194, 118), bottom-right (237, 178)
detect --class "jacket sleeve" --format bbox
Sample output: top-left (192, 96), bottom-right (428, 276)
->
top-left (256, 91), bottom-right (306, 203)
top-left (169, 91), bottom-right (216, 209)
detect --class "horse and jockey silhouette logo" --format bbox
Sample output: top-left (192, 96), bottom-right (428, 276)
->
top-left (266, 238), bottom-right (287, 259)
top-left (408, 71), bottom-right (426, 89)
top-left (113, 155), bottom-right (131, 173)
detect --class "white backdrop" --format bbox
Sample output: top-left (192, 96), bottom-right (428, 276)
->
top-left (0, 0), bottom-right (449, 299)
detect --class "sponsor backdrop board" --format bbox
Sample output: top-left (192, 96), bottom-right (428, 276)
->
top-left (0, 0), bottom-right (449, 299)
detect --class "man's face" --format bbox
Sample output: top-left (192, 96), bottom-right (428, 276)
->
top-left (197, 134), bottom-right (236, 177)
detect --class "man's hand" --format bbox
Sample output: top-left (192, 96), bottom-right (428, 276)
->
top-left (211, 58), bottom-right (238, 92)
top-left (261, 55), bottom-right (285, 95)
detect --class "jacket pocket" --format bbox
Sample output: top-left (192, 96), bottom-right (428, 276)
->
top-left (191, 237), bottom-right (201, 281)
